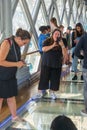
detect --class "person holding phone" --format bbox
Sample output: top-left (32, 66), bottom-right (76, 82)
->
top-left (0, 28), bottom-right (31, 122)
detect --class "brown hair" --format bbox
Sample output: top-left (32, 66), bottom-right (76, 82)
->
top-left (59, 25), bottom-right (64, 29)
top-left (74, 23), bottom-right (85, 38)
top-left (16, 28), bottom-right (31, 40)
top-left (50, 17), bottom-right (59, 28)
top-left (52, 28), bottom-right (62, 39)
top-left (44, 29), bottom-right (61, 45)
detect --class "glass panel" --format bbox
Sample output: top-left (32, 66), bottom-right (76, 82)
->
top-left (53, 10), bottom-right (57, 18)
top-left (3, 67), bottom-right (86, 130)
top-left (76, 17), bottom-right (79, 23)
top-left (62, 13), bottom-right (68, 29)
top-left (0, 32), bottom-right (2, 41)
top-left (26, 0), bottom-right (37, 15)
top-left (70, 15), bottom-right (75, 28)
top-left (72, 0), bottom-right (77, 21)
top-left (0, 3), bottom-right (3, 42)
top-left (12, 2), bottom-right (30, 34)
top-left (56, 0), bottom-right (63, 20)
top-left (27, 35), bottom-right (38, 53)
top-left (35, 5), bottom-right (47, 36)
top-left (25, 52), bottom-right (40, 74)
top-left (12, 2), bottom-right (30, 54)
top-left (66, 0), bottom-right (70, 16)
top-left (44, 0), bottom-right (52, 11)
top-left (0, 4), bottom-right (2, 33)
top-left (11, 0), bottom-right (13, 3)
top-left (7, 100), bottom-right (86, 130)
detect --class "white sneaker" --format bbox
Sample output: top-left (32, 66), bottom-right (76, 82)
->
top-left (62, 64), bottom-right (68, 68)
top-left (12, 116), bottom-right (26, 124)
top-left (31, 93), bottom-right (43, 100)
top-left (50, 92), bottom-right (57, 100)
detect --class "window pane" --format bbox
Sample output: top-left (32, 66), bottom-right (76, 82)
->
top-left (25, 52), bottom-right (40, 74)
top-left (35, 5), bottom-right (47, 35)
top-left (44, 0), bottom-right (52, 11)
top-left (12, 2), bottom-right (30, 54)
top-left (66, 0), bottom-right (70, 16)
top-left (57, 0), bottom-right (63, 20)
top-left (26, 0), bottom-right (37, 15)
top-left (27, 35), bottom-right (38, 53)
top-left (12, 2), bottom-right (30, 34)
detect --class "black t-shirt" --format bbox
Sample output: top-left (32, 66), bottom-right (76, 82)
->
top-left (42, 38), bottom-right (63, 68)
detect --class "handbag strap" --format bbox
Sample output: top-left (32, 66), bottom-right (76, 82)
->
top-left (10, 39), bottom-right (19, 62)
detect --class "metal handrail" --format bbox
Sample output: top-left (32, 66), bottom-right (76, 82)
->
top-left (22, 50), bottom-right (39, 57)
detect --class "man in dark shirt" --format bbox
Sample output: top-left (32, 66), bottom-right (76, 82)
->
top-left (74, 33), bottom-right (87, 116)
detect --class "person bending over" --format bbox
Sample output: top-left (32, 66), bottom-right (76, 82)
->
top-left (0, 28), bottom-right (31, 122)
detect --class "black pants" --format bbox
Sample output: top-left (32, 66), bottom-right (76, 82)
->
top-left (38, 65), bottom-right (62, 91)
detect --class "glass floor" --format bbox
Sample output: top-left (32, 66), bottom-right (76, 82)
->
top-left (6, 99), bottom-right (86, 130)
top-left (1, 70), bottom-right (87, 130)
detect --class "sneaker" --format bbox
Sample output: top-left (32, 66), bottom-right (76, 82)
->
top-left (71, 70), bottom-right (74, 72)
top-left (12, 116), bottom-right (26, 123)
top-left (50, 92), bottom-right (57, 100)
top-left (41, 90), bottom-right (47, 96)
top-left (62, 64), bottom-right (68, 68)
top-left (81, 75), bottom-right (83, 80)
top-left (31, 93), bottom-right (43, 100)
top-left (71, 69), bottom-right (79, 73)
top-left (72, 75), bottom-right (77, 80)
top-left (81, 109), bottom-right (87, 116)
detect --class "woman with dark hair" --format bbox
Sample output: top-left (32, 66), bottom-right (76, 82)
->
top-left (46, 25), bottom-right (51, 37)
top-left (50, 115), bottom-right (77, 130)
top-left (38, 26), bottom-right (48, 57)
top-left (32, 29), bottom-right (67, 100)
top-left (0, 28), bottom-right (31, 122)
top-left (72, 22), bottom-right (85, 80)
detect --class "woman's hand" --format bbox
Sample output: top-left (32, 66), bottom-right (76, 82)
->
top-left (42, 42), bottom-right (58, 52)
top-left (53, 42), bottom-right (59, 48)
top-left (16, 61), bottom-right (26, 68)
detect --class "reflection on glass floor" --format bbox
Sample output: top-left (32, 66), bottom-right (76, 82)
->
top-left (6, 99), bottom-right (86, 130)
top-left (6, 72), bottom-right (87, 130)
top-left (62, 71), bottom-right (84, 82)
top-left (0, 68), bottom-right (85, 130)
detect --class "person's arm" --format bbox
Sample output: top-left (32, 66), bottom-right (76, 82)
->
top-left (72, 32), bottom-right (76, 47)
top-left (59, 40), bottom-right (68, 62)
top-left (0, 40), bottom-right (25, 68)
top-left (59, 40), bottom-right (66, 55)
top-left (62, 38), bottom-right (67, 48)
top-left (38, 36), bottom-right (42, 51)
top-left (42, 42), bottom-right (58, 52)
